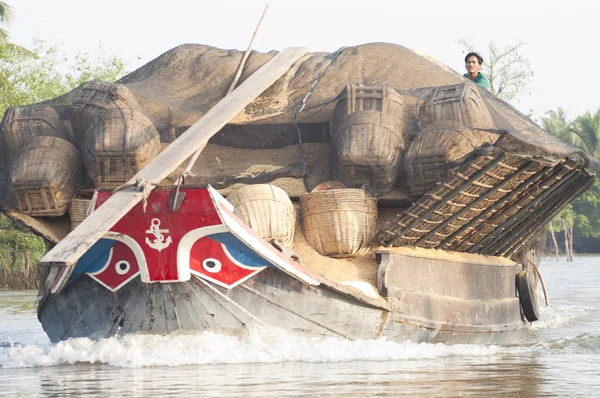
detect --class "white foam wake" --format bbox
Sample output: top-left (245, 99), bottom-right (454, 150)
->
top-left (0, 327), bottom-right (518, 369)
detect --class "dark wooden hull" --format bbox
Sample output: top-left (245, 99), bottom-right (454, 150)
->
top-left (39, 264), bottom-right (528, 345)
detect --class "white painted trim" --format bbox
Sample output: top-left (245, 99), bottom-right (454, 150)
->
top-left (180, 223), bottom-right (267, 289)
top-left (178, 224), bottom-right (229, 268)
top-left (103, 232), bottom-right (149, 283)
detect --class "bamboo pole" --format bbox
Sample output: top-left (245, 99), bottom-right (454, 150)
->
top-left (227, 4), bottom-right (270, 94)
top-left (176, 3), bottom-right (271, 187)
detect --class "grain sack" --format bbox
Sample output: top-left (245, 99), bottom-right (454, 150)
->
top-left (419, 83), bottom-right (494, 130)
top-left (81, 107), bottom-right (161, 188)
top-left (330, 84), bottom-right (411, 195)
top-left (9, 136), bottom-right (82, 217)
top-left (404, 121), bottom-right (500, 197)
top-left (300, 184), bottom-right (377, 258)
top-left (227, 184), bottom-right (296, 248)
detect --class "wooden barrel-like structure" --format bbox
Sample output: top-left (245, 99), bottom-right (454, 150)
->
top-left (330, 84), bottom-right (409, 195)
top-left (404, 121), bottom-right (500, 197)
top-left (81, 107), bottom-right (161, 188)
top-left (227, 184), bottom-right (296, 248)
top-left (69, 80), bottom-right (143, 144)
top-left (9, 136), bottom-right (82, 217)
top-left (0, 103), bottom-right (72, 164)
top-left (419, 83), bottom-right (495, 130)
top-left (300, 185), bottom-right (377, 258)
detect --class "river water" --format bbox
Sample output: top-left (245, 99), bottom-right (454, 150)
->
top-left (1, 256), bottom-right (599, 397)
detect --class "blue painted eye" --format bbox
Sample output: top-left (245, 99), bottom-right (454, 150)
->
top-left (203, 258), bottom-right (222, 273)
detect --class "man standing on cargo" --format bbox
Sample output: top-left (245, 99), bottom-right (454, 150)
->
top-left (464, 52), bottom-right (490, 91)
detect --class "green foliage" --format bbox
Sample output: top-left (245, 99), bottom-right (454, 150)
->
top-left (569, 180), bottom-right (600, 238)
top-left (569, 110), bottom-right (600, 157)
top-left (0, 214), bottom-right (45, 252)
top-left (542, 107), bottom-right (600, 241)
top-left (0, 38), bottom-right (128, 113)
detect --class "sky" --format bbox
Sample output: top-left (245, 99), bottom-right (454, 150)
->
top-left (6, 0), bottom-right (600, 121)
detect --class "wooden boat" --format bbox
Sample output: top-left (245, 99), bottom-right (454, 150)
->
top-left (1, 43), bottom-right (597, 345)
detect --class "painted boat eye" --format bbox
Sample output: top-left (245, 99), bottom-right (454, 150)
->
top-left (115, 260), bottom-right (131, 275)
top-left (202, 258), bottom-right (222, 273)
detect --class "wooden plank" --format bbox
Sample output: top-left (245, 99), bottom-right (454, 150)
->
top-left (40, 47), bottom-right (309, 278)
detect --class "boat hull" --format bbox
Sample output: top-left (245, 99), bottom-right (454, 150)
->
top-left (39, 264), bottom-right (528, 345)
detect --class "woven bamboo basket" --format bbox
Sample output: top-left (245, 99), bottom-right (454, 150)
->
top-left (419, 83), bottom-right (494, 130)
top-left (9, 136), bottom-right (82, 217)
top-left (82, 107), bottom-right (161, 188)
top-left (329, 84), bottom-right (409, 195)
top-left (69, 81), bottom-right (143, 145)
top-left (227, 184), bottom-right (296, 248)
top-left (69, 198), bottom-right (92, 230)
top-left (404, 122), bottom-right (500, 197)
top-left (0, 103), bottom-right (72, 163)
top-left (300, 185), bottom-right (377, 258)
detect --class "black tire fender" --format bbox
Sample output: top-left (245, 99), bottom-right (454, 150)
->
top-left (516, 271), bottom-right (540, 322)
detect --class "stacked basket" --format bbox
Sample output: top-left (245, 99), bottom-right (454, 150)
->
top-left (329, 84), bottom-right (409, 195)
top-left (300, 183), bottom-right (377, 258)
top-left (227, 184), bottom-right (296, 248)
top-left (0, 103), bottom-right (72, 166)
top-left (8, 136), bottom-right (82, 217)
top-left (418, 83), bottom-right (495, 130)
top-left (404, 121), bottom-right (500, 197)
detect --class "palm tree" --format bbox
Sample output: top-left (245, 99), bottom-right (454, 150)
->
top-left (0, 2), bottom-right (13, 44)
top-left (540, 108), bottom-right (579, 146)
top-left (569, 110), bottom-right (600, 157)
top-left (0, 2), bottom-right (33, 57)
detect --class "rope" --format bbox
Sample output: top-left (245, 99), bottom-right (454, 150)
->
top-left (112, 177), bottom-right (155, 212)
top-left (293, 47), bottom-right (346, 191)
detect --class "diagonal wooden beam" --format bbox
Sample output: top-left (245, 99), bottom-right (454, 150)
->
top-left (40, 47), bottom-right (309, 286)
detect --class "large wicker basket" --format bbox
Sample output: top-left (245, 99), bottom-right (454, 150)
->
top-left (227, 184), bottom-right (296, 248)
top-left (82, 107), bottom-right (161, 188)
top-left (69, 80), bottom-right (143, 144)
top-left (0, 103), bottom-right (72, 164)
top-left (419, 83), bottom-right (495, 130)
top-left (9, 136), bottom-right (82, 217)
top-left (300, 185), bottom-right (377, 258)
top-left (69, 198), bottom-right (92, 230)
top-left (329, 84), bottom-right (410, 195)
top-left (404, 121), bottom-right (500, 197)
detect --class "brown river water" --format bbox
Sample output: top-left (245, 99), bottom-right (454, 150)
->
top-left (1, 256), bottom-right (599, 397)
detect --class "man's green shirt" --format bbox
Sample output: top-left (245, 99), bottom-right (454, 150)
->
top-left (463, 72), bottom-right (489, 90)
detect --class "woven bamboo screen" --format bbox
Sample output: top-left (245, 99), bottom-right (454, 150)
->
top-left (81, 108), bottom-right (161, 188)
top-left (300, 184), bottom-right (377, 258)
top-left (69, 81), bottom-right (143, 145)
top-left (404, 122), bottom-right (500, 197)
top-left (329, 84), bottom-right (410, 195)
top-left (9, 136), bottom-right (82, 217)
top-left (69, 198), bottom-right (92, 230)
top-left (419, 83), bottom-right (494, 130)
top-left (227, 184), bottom-right (296, 248)
top-left (0, 103), bottom-right (72, 164)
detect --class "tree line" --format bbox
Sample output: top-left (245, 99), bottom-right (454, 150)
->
top-left (0, 2), bottom-right (129, 288)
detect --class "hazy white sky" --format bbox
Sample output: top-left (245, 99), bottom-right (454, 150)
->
top-left (7, 0), bottom-right (600, 120)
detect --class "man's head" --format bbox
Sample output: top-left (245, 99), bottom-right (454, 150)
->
top-left (465, 52), bottom-right (483, 76)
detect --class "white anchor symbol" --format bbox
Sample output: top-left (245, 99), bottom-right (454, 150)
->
top-left (145, 218), bottom-right (172, 252)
